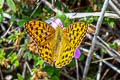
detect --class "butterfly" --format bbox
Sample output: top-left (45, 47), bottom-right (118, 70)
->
top-left (25, 20), bottom-right (87, 68)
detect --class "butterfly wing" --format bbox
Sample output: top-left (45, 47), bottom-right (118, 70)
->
top-left (63, 22), bottom-right (88, 48)
top-left (55, 39), bottom-right (75, 68)
top-left (38, 38), bottom-right (57, 64)
top-left (25, 20), bottom-right (55, 46)
top-left (55, 22), bottom-right (88, 68)
top-left (25, 20), bottom-right (56, 64)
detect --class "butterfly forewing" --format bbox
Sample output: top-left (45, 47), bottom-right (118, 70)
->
top-left (25, 20), bottom-right (55, 46)
top-left (55, 22), bottom-right (87, 67)
top-left (25, 20), bottom-right (56, 64)
top-left (63, 22), bottom-right (87, 48)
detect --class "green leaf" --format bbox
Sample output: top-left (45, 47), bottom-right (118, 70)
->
top-left (28, 53), bottom-right (32, 61)
top-left (23, 51), bottom-right (29, 58)
top-left (16, 73), bottom-right (24, 80)
top-left (23, 51), bottom-right (32, 61)
top-left (64, 17), bottom-right (71, 27)
top-left (64, 6), bottom-right (69, 12)
top-left (109, 19), bottom-right (114, 28)
top-left (56, 10), bottom-right (66, 23)
top-left (0, 55), bottom-right (5, 60)
top-left (67, 59), bottom-right (75, 67)
top-left (20, 44), bottom-right (27, 51)
top-left (56, 10), bottom-right (71, 27)
top-left (38, 58), bottom-right (44, 66)
top-left (17, 19), bottom-right (26, 26)
top-left (6, 0), bottom-right (16, 12)
top-left (0, 0), bottom-right (4, 8)
top-left (0, 8), bottom-right (3, 22)
top-left (86, 7), bottom-right (93, 12)
top-left (10, 15), bottom-right (15, 23)
top-left (100, 48), bottom-right (107, 54)
top-left (51, 76), bottom-right (59, 80)
top-left (8, 34), bottom-right (16, 39)
top-left (44, 66), bottom-right (55, 76)
top-left (109, 21), bottom-right (114, 28)
top-left (22, 16), bottom-right (32, 20)
top-left (44, 77), bottom-right (48, 80)
top-left (9, 52), bottom-right (17, 63)
top-left (33, 54), bottom-right (39, 59)
top-left (8, 30), bottom-right (18, 39)
top-left (8, 52), bottom-right (19, 67)
top-left (0, 37), bottom-right (2, 43)
top-left (0, 49), bottom-right (5, 60)
top-left (0, 49), bottom-right (4, 55)
top-left (108, 42), bottom-right (118, 49)
top-left (14, 60), bottom-right (19, 67)
top-left (78, 53), bottom-right (85, 61)
top-left (33, 54), bottom-right (44, 66)
top-left (56, 1), bottom-right (62, 10)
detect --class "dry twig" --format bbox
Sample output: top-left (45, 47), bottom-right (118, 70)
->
top-left (83, 0), bottom-right (109, 79)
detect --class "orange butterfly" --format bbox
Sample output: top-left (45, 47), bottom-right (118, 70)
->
top-left (25, 20), bottom-right (87, 68)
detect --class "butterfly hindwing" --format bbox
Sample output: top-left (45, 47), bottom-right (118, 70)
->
top-left (38, 38), bottom-right (56, 64)
top-left (55, 39), bottom-right (75, 68)
top-left (25, 20), bottom-right (56, 64)
top-left (55, 22), bottom-right (87, 67)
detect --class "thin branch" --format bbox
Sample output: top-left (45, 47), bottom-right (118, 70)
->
top-left (101, 68), bottom-right (110, 80)
top-left (83, 0), bottom-right (109, 79)
top-left (65, 12), bottom-right (119, 19)
top-left (26, 62), bottom-right (32, 74)
top-left (86, 33), bottom-right (120, 63)
top-left (109, 0), bottom-right (120, 17)
top-left (41, 0), bottom-right (60, 13)
top-left (0, 23), bottom-right (6, 31)
top-left (94, 54), bottom-right (120, 74)
top-left (3, 13), bottom-right (19, 21)
top-left (60, 71), bottom-right (76, 80)
top-left (101, 60), bottom-right (116, 80)
top-left (80, 47), bottom-right (120, 74)
top-left (79, 62), bottom-right (84, 73)
top-left (17, 48), bottom-right (24, 61)
top-left (0, 66), bottom-right (4, 80)
top-left (30, 1), bottom-right (42, 17)
top-left (97, 36), bottom-right (120, 57)
top-left (75, 59), bottom-right (80, 80)
top-left (96, 41), bottom-right (120, 63)
top-left (41, 0), bottom-right (119, 19)
top-left (1, 45), bottom-right (19, 50)
top-left (112, 0), bottom-right (120, 9)
top-left (1, 23), bottom-right (13, 38)
top-left (22, 61), bottom-right (27, 79)
top-left (96, 54), bottom-right (103, 80)
top-left (91, 57), bottom-right (115, 63)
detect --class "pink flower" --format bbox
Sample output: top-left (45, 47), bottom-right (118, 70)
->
top-left (45, 17), bottom-right (63, 29)
top-left (74, 47), bottom-right (81, 59)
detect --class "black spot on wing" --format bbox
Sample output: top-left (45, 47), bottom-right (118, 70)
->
top-left (40, 29), bottom-right (43, 33)
top-left (62, 56), bottom-right (64, 59)
top-left (36, 32), bottom-right (38, 35)
top-left (45, 52), bottom-right (48, 55)
top-left (65, 54), bottom-right (68, 57)
top-left (39, 35), bottom-right (42, 38)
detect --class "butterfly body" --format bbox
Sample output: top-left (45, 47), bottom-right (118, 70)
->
top-left (51, 25), bottom-right (63, 62)
top-left (25, 20), bottom-right (87, 68)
